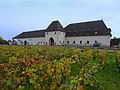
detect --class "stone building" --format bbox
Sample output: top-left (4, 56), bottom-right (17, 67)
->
top-left (13, 20), bottom-right (112, 47)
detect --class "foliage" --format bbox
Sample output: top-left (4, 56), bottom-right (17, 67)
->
top-left (0, 46), bottom-right (109, 89)
top-left (111, 38), bottom-right (120, 46)
top-left (96, 53), bottom-right (120, 90)
top-left (0, 37), bottom-right (8, 44)
top-left (115, 50), bottom-right (120, 72)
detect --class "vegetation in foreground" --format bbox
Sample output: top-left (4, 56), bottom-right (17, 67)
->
top-left (94, 53), bottom-right (120, 90)
top-left (0, 46), bottom-right (120, 90)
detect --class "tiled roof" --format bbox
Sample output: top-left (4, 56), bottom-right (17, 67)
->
top-left (46, 20), bottom-right (65, 32)
top-left (13, 20), bottom-right (112, 39)
top-left (13, 30), bottom-right (45, 39)
top-left (65, 20), bottom-right (111, 37)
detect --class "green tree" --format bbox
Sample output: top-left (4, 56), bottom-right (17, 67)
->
top-left (111, 38), bottom-right (120, 47)
top-left (0, 37), bottom-right (9, 44)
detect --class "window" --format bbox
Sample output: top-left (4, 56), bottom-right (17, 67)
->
top-left (73, 41), bottom-right (75, 44)
top-left (47, 33), bottom-right (48, 35)
top-left (59, 41), bottom-right (61, 43)
top-left (95, 31), bottom-right (97, 34)
top-left (95, 40), bottom-right (97, 43)
top-left (87, 41), bottom-right (89, 44)
top-left (80, 41), bottom-right (82, 44)
top-left (95, 29), bottom-right (98, 34)
top-left (55, 32), bottom-right (56, 34)
top-left (67, 41), bottom-right (69, 44)
top-left (63, 41), bottom-right (64, 43)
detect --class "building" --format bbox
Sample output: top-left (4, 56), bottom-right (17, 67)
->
top-left (13, 20), bottom-right (112, 47)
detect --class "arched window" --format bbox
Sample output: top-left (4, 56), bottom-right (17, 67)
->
top-left (87, 41), bottom-right (89, 44)
top-left (80, 41), bottom-right (82, 44)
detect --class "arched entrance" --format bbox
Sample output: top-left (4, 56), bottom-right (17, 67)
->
top-left (49, 37), bottom-right (54, 46)
top-left (24, 40), bottom-right (27, 45)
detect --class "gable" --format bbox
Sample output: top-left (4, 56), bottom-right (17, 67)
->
top-left (46, 20), bottom-right (65, 32)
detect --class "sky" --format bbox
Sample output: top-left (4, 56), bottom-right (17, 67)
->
top-left (0, 0), bottom-right (120, 40)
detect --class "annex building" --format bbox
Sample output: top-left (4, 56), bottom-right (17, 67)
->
top-left (13, 20), bottom-right (112, 47)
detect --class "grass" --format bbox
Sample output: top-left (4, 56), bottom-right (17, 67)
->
top-left (69, 53), bottom-right (120, 90)
top-left (96, 53), bottom-right (120, 90)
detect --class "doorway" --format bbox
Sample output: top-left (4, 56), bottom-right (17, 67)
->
top-left (24, 40), bottom-right (27, 45)
top-left (49, 37), bottom-right (54, 46)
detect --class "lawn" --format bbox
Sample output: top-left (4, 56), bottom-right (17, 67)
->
top-left (93, 53), bottom-right (120, 90)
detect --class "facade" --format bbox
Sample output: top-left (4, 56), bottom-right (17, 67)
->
top-left (13, 20), bottom-right (112, 47)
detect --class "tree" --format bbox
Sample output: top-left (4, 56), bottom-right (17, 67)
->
top-left (0, 37), bottom-right (9, 44)
top-left (111, 38), bottom-right (120, 47)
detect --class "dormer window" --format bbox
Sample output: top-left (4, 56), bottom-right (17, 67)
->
top-left (95, 31), bottom-right (98, 34)
top-left (95, 28), bottom-right (98, 34)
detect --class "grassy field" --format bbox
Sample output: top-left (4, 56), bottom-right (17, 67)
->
top-left (69, 52), bottom-right (120, 90)
top-left (96, 53), bottom-right (120, 90)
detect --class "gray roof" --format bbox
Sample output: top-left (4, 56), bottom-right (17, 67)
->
top-left (13, 20), bottom-right (112, 39)
top-left (13, 30), bottom-right (45, 39)
top-left (46, 20), bottom-right (65, 32)
top-left (65, 20), bottom-right (111, 37)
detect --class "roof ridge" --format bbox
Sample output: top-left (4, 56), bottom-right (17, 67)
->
top-left (46, 20), bottom-right (65, 32)
top-left (23, 29), bottom-right (46, 33)
top-left (69, 20), bottom-right (103, 25)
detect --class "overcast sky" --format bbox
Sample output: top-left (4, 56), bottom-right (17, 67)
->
top-left (0, 0), bottom-right (120, 40)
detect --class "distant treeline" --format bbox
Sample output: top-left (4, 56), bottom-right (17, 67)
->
top-left (111, 38), bottom-right (120, 46)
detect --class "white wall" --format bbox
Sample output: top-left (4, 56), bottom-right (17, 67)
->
top-left (45, 31), bottom-right (66, 45)
top-left (16, 37), bottom-right (45, 45)
top-left (65, 35), bottom-right (111, 47)
top-left (15, 35), bottom-right (111, 47)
